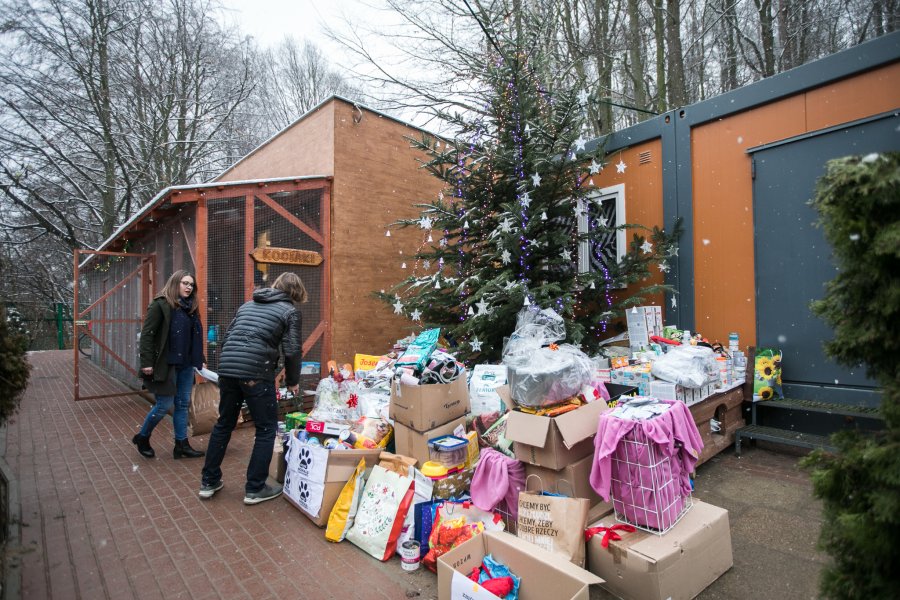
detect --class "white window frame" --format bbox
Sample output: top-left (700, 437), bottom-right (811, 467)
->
top-left (577, 183), bottom-right (626, 274)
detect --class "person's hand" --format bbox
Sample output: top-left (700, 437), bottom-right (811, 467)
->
top-left (141, 367), bottom-right (153, 376)
top-left (288, 384), bottom-right (299, 395)
top-left (202, 363), bottom-right (207, 370)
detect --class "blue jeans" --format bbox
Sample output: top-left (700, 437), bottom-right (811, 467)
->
top-left (139, 366), bottom-right (194, 440)
top-left (201, 376), bottom-right (277, 494)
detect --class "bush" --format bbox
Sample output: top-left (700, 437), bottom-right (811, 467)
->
top-left (802, 152), bottom-right (900, 599)
top-left (0, 303), bottom-right (30, 426)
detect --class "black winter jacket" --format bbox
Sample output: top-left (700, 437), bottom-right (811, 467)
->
top-left (218, 288), bottom-right (302, 385)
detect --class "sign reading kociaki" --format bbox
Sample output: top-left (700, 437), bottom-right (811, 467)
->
top-left (250, 246), bottom-right (323, 266)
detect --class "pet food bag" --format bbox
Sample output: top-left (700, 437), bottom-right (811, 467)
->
top-left (753, 347), bottom-right (783, 401)
top-left (325, 458), bottom-right (370, 542)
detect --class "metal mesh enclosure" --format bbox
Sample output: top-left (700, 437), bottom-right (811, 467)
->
top-left (206, 197), bottom-right (246, 371)
top-left (76, 253), bottom-right (153, 391)
top-left (205, 187), bottom-right (326, 384)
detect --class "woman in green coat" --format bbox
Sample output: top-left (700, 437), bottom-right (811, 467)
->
top-left (132, 270), bottom-right (206, 459)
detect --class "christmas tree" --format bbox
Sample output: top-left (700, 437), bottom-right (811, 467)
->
top-left (379, 17), bottom-right (679, 363)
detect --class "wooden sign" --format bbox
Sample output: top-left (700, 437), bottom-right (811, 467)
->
top-left (250, 246), bottom-right (323, 266)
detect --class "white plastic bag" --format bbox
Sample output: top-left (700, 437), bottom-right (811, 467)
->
top-left (468, 364), bottom-right (509, 415)
top-left (309, 377), bottom-right (361, 423)
top-left (650, 345), bottom-right (719, 387)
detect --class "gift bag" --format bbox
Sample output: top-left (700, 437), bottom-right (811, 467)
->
top-left (516, 477), bottom-right (591, 567)
top-left (189, 381), bottom-right (220, 437)
top-left (345, 465), bottom-right (415, 561)
top-left (422, 501), bottom-right (505, 572)
top-left (753, 348), bottom-right (783, 401)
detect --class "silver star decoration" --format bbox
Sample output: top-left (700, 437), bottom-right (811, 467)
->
top-left (577, 89), bottom-right (589, 105)
top-left (589, 159), bottom-right (602, 174)
top-left (561, 248), bottom-right (572, 262)
top-left (528, 238), bottom-right (542, 248)
top-left (658, 262), bottom-right (670, 273)
top-left (641, 240), bottom-right (654, 254)
top-left (669, 246), bottom-right (679, 257)
top-left (499, 218), bottom-right (512, 233)
top-left (501, 249), bottom-right (511, 264)
top-left (520, 192), bottom-right (531, 208)
top-left (575, 204), bottom-right (586, 218)
top-left (671, 296), bottom-right (678, 309)
top-left (597, 214), bottom-right (609, 227)
top-left (475, 298), bottom-right (490, 315)
top-left (470, 338), bottom-right (483, 352)
top-left (616, 159), bottom-right (627, 173)
top-left (423, 260), bottom-right (430, 270)
top-left (392, 299), bottom-right (404, 314)
top-left (419, 216), bottom-right (433, 230)
top-left (410, 308), bottom-right (422, 321)
top-left (574, 137), bottom-right (586, 152)
top-left (531, 172), bottom-right (542, 187)
top-left (505, 280), bottom-right (517, 290)
top-left (440, 238), bottom-right (448, 248)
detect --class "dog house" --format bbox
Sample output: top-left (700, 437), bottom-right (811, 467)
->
top-left (76, 97), bottom-right (442, 398)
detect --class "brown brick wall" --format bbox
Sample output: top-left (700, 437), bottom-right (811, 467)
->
top-left (329, 102), bottom-right (444, 362)
top-left (216, 103), bottom-right (336, 181)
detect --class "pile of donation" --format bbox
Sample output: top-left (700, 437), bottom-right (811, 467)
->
top-left (274, 305), bottom-right (742, 600)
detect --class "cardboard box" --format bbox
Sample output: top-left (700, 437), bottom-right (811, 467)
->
top-left (524, 453), bottom-right (611, 509)
top-left (626, 306), bottom-right (663, 351)
top-left (438, 530), bottom-right (603, 600)
top-left (282, 432), bottom-right (381, 527)
top-left (392, 416), bottom-right (467, 467)
top-left (586, 500), bottom-right (732, 600)
top-left (269, 439), bottom-right (287, 484)
top-left (390, 374), bottom-right (470, 432)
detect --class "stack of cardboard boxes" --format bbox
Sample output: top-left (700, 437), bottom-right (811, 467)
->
top-left (389, 373), bottom-right (470, 470)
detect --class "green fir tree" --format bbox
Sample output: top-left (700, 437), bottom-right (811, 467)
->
top-left (378, 14), bottom-right (679, 363)
top-left (802, 152), bottom-right (900, 599)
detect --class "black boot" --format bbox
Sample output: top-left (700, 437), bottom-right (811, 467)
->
top-left (132, 434), bottom-right (155, 458)
top-left (173, 439), bottom-right (205, 459)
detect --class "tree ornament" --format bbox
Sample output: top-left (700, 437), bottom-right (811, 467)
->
top-left (463, 220), bottom-right (470, 229)
top-left (401, 262), bottom-right (407, 269)
top-left (385, 230), bottom-right (391, 237)
top-left (541, 211), bottom-right (547, 221)
top-left (470, 338), bottom-right (483, 352)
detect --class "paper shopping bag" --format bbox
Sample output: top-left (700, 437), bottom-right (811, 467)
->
top-left (517, 480), bottom-right (591, 566)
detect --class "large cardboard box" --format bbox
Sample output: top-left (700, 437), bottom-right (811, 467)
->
top-left (390, 375), bottom-right (470, 431)
top-left (282, 432), bottom-right (381, 527)
top-left (503, 383), bottom-right (635, 470)
top-left (586, 500), bottom-right (732, 600)
top-left (524, 453), bottom-right (610, 509)
top-left (438, 530), bottom-right (602, 600)
top-left (393, 416), bottom-right (467, 467)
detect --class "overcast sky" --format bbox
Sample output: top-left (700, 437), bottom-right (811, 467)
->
top-left (219, 0), bottom-right (366, 58)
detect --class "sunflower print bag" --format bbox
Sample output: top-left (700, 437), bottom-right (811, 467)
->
top-left (753, 348), bottom-right (783, 401)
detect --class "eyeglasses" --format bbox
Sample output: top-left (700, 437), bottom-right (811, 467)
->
top-left (180, 281), bottom-right (195, 288)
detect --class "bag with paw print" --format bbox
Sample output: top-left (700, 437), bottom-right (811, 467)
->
top-left (346, 465), bottom-right (415, 560)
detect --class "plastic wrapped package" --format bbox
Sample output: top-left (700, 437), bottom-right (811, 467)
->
top-left (356, 381), bottom-right (391, 419)
top-left (501, 307), bottom-right (593, 408)
top-left (650, 345), bottom-right (719, 388)
top-left (309, 376), bottom-right (362, 423)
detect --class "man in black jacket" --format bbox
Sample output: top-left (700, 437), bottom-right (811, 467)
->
top-left (199, 272), bottom-right (307, 504)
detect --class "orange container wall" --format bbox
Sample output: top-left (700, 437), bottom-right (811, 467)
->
top-left (692, 61), bottom-right (900, 347)
top-left (330, 103), bottom-right (444, 362)
top-left (589, 139), bottom-right (667, 325)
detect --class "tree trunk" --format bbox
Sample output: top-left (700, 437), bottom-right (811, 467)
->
top-left (627, 0), bottom-right (649, 119)
top-left (665, 0), bottom-right (686, 108)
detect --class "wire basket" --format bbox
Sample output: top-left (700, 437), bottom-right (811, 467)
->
top-left (609, 423), bottom-right (692, 535)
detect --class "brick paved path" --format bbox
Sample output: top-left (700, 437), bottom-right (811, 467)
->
top-left (1, 351), bottom-right (432, 600)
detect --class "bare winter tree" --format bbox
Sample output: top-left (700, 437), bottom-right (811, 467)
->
top-left (0, 0), bottom-right (255, 338)
top-left (245, 37), bottom-right (364, 134)
top-left (327, 0), bottom-right (892, 133)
